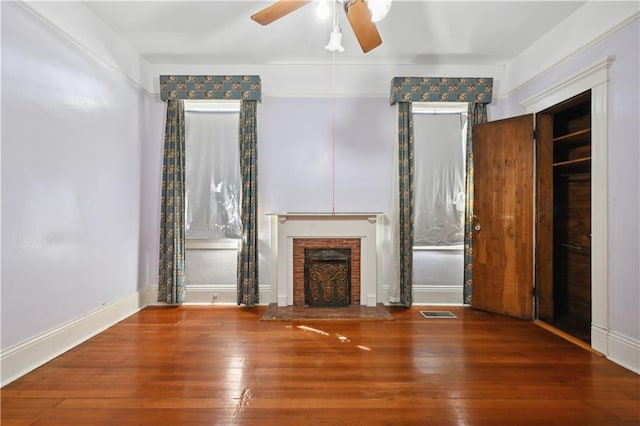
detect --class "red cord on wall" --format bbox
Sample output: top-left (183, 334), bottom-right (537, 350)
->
top-left (331, 50), bottom-right (336, 215)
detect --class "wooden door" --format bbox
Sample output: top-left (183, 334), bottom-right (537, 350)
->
top-left (472, 114), bottom-right (534, 319)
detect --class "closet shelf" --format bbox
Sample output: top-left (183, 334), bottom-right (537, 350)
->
top-left (555, 172), bottom-right (590, 179)
top-left (553, 156), bottom-right (591, 170)
top-left (553, 128), bottom-right (591, 145)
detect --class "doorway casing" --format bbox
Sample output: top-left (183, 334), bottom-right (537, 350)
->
top-left (521, 56), bottom-right (612, 354)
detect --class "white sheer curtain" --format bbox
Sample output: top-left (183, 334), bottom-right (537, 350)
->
top-left (185, 109), bottom-right (241, 240)
top-left (413, 113), bottom-right (467, 246)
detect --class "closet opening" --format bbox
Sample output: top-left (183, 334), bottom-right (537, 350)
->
top-left (536, 90), bottom-right (592, 343)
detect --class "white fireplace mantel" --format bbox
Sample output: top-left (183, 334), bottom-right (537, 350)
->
top-left (268, 213), bottom-right (383, 307)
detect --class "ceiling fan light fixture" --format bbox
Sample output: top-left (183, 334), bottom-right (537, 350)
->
top-left (367, 0), bottom-right (392, 22)
top-left (324, 25), bottom-right (345, 52)
top-left (316, 0), bottom-right (330, 19)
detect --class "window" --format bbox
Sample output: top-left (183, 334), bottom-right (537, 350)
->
top-left (184, 100), bottom-right (241, 242)
top-left (413, 103), bottom-right (468, 247)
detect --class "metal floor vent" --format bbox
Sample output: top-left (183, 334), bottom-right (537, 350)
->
top-left (419, 311), bottom-right (457, 319)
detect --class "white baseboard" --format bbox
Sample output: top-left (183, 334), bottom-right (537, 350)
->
top-left (607, 331), bottom-right (640, 374)
top-left (145, 284), bottom-right (272, 306)
top-left (412, 285), bottom-right (464, 305)
top-left (592, 324), bottom-right (640, 375)
top-left (185, 284), bottom-right (237, 305)
top-left (591, 323), bottom-right (609, 355)
top-left (140, 284), bottom-right (158, 306)
top-left (1, 289), bottom-right (147, 387)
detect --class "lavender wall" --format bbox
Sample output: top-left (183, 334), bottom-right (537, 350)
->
top-left (138, 95), bottom-right (165, 293)
top-left (259, 96), bottom-right (396, 215)
top-left (0, 3), bottom-right (158, 350)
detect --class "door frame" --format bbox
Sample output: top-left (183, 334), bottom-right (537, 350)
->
top-left (521, 56), bottom-right (613, 353)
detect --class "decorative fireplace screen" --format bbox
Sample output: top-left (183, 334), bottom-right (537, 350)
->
top-left (304, 248), bottom-right (351, 307)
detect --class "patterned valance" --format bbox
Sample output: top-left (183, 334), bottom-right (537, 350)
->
top-left (390, 77), bottom-right (493, 104)
top-left (160, 75), bottom-right (261, 102)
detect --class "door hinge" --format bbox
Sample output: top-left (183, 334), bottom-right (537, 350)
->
top-left (532, 129), bottom-right (537, 140)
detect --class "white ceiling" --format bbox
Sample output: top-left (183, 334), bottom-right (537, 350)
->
top-left (82, 1), bottom-right (586, 66)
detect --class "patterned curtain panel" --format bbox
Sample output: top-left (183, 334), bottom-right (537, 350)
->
top-left (463, 102), bottom-right (488, 304)
top-left (158, 100), bottom-right (186, 304)
top-left (398, 102), bottom-right (414, 306)
top-left (237, 100), bottom-right (259, 306)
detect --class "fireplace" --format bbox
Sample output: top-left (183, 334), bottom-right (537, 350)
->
top-left (268, 213), bottom-right (381, 307)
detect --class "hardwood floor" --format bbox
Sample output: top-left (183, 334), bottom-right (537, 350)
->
top-left (2, 306), bottom-right (639, 425)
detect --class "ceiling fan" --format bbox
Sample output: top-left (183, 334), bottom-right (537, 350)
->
top-left (251, 0), bottom-right (385, 53)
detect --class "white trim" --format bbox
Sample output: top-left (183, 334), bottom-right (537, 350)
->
top-left (607, 331), bottom-right (640, 375)
top-left (16, 1), bottom-right (153, 95)
top-left (145, 284), bottom-right (272, 306)
top-left (184, 284), bottom-right (238, 305)
top-left (592, 324), bottom-right (640, 375)
top-left (414, 245), bottom-right (464, 251)
top-left (590, 80), bottom-right (610, 349)
top-left (1, 289), bottom-right (147, 387)
top-left (591, 323), bottom-right (609, 355)
top-left (141, 285), bottom-right (157, 306)
top-left (183, 100), bottom-right (241, 112)
top-left (185, 239), bottom-right (240, 250)
top-left (501, 11), bottom-right (638, 99)
top-left (521, 57), bottom-right (614, 113)
top-left (412, 285), bottom-right (464, 305)
top-left (413, 102), bottom-right (469, 114)
top-left (522, 58), bottom-right (611, 359)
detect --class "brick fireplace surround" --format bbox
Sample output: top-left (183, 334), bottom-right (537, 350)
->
top-left (293, 238), bottom-right (361, 306)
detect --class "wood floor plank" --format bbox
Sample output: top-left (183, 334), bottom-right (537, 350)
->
top-left (2, 306), bottom-right (638, 425)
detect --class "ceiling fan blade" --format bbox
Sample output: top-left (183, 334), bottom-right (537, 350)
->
top-left (251, 0), bottom-right (312, 26)
top-left (345, 0), bottom-right (382, 53)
